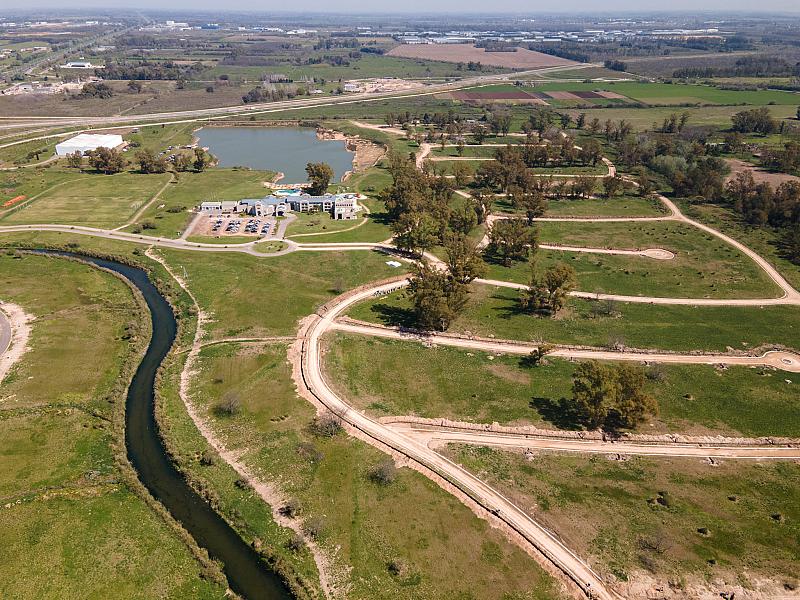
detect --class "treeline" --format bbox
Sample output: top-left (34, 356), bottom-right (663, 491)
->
top-left (526, 44), bottom-right (590, 64)
top-left (726, 172), bottom-right (800, 262)
top-left (673, 56), bottom-right (800, 79)
top-left (242, 85), bottom-right (309, 103)
top-left (99, 60), bottom-right (206, 81)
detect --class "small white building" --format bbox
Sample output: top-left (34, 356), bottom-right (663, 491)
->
top-left (55, 133), bottom-right (124, 156)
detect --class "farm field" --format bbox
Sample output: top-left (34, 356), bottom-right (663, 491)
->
top-left (387, 44), bottom-right (576, 69)
top-left (0, 253), bottom-right (224, 598)
top-left (322, 334), bottom-right (800, 437)
top-left (443, 446), bottom-right (800, 593)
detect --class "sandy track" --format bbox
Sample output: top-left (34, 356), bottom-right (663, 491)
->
top-left (331, 318), bottom-right (800, 373)
top-left (0, 301), bottom-right (33, 384)
top-left (298, 279), bottom-right (619, 600)
top-left (396, 426), bottom-right (800, 460)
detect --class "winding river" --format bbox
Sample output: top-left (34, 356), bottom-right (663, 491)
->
top-left (40, 252), bottom-right (292, 600)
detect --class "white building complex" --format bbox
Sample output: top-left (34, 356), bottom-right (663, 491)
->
top-left (199, 193), bottom-right (361, 220)
top-left (55, 133), bottom-right (124, 156)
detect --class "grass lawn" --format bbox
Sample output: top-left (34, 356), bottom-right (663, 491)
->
top-left (543, 196), bottom-right (667, 217)
top-left (158, 248), bottom-right (406, 339)
top-left (284, 211), bottom-right (369, 238)
top-left (677, 199), bottom-right (800, 292)
top-left (444, 446), bottom-right (800, 591)
top-left (125, 168), bottom-right (274, 238)
top-left (175, 339), bottom-right (564, 599)
top-left (185, 234), bottom-right (257, 245)
top-left (483, 220), bottom-right (780, 299)
top-left (322, 334), bottom-right (800, 437)
top-left (1, 171), bottom-right (171, 229)
top-left (0, 253), bottom-right (223, 598)
top-left (348, 282), bottom-right (800, 352)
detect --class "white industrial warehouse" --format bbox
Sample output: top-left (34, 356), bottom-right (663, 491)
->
top-left (55, 133), bottom-right (124, 156)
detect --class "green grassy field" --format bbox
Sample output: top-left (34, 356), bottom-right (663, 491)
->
top-left (539, 196), bottom-right (667, 217)
top-left (677, 199), bottom-right (800, 291)
top-left (483, 220), bottom-right (780, 299)
top-left (1, 171), bottom-right (171, 228)
top-left (158, 248), bottom-right (406, 339)
top-left (323, 334), bottom-right (800, 437)
top-left (0, 253), bottom-right (224, 598)
top-left (173, 339), bottom-right (564, 599)
top-left (348, 282), bottom-right (800, 353)
top-left (284, 211), bottom-right (369, 237)
top-left (445, 446), bottom-right (800, 591)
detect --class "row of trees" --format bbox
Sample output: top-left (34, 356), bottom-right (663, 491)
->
top-left (67, 147), bottom-right (212, 175)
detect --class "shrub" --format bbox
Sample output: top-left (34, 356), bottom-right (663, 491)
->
top-left (308, 412), bottom-right (342, 437)
top-left (369, 459), bottom-right (397, 486)
top-left (215, 390), bottom-right (241, 417)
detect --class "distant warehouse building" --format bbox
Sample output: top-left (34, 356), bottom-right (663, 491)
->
top-left (55, 133), bottom-right (124, 156)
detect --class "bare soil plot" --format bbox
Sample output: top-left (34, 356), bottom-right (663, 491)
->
top-left (387, 44), bottom-right (575, 69)
top-left (450, 89), bottom-right (549, 105)
top-left (726, 158), bottom-right (800, 187)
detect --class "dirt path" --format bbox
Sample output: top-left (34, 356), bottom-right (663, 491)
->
top-left (113, 172), bottom-right (176, 232)
top-left (296, 277), bottom-right (619, 600)
top-left (145, 247), bottom-right (336, 599)
top-left (331, 318), bottom-right (800, 373)
top-left (0, 301), bottom-right (33, 384)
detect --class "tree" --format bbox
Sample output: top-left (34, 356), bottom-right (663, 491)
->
top-left (127, 79), bottom-right (143, 93)
top-left (782, 223), bottom-right (800, 264)
top-left (193, 147), bottom-right (211, 172)
top-left (612, 364), bottom-right (658, 429)
top-left (407, 262), bottom-right (467, 330)
top-left (472, 124), bottom-right (487, 145)
top-left (602, 175), bottom-right (624, 198)
top-left (451, 162), bottom-right (471, 188)
top-left (443, 233), bottom-right (485, 284)
top-left (731, 107), bottom-right (778, 135)
top-left (571, 361), bottom-right (620, 430)
top-left (135, 148), bottom-right (168, 174)
top-left (570, 361), bottom-right (657, 431)
top-left (486, 219), bottom-right (537, 266)
top-left (174, 153), bottom-right (193, 172)
top-left (305, 162), bottom-right (333, 195)
top-left (448, 201), bottom-right (478, 235)
top-left (86, 147), bottom-right (126, 174)
top-left (578, 138), bottom-right (602, 166)
top-left (392, 212), bottom-right (440, 256)
top-left (65, 151), bottom-right (83, 169)
top-left (517, 188), bottom-right (548, 225)
top-left (576, 113), bottom-right (586, 129)
top-left (470, 189), bottom-right (493, 224)
top-left (520, 262), bottom-right (576, 315)
top-left (571, 176), bottom-right (596, 199)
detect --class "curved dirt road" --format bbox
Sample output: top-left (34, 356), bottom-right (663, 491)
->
top-left (299, 279), bottom-right (621, 600)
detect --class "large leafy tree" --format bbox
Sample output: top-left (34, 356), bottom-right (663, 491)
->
top-left (305, 162), bottom-right (334, 195)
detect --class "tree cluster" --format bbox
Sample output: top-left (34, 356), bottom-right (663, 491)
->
top-left (731, 107), bottom-right (778, 135)
top-left (520, 262), bottom-right (577, 315)
top-left (305, 162), bottom-right (334, 195)
top-left (86, 147), bottom-right (126, 174)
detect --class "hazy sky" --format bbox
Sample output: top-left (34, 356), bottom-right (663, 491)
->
top-left (5, 0), bottom-right (800, 13)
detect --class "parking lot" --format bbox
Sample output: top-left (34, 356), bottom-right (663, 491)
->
top-left (189, 213), bottom-right (279, 238)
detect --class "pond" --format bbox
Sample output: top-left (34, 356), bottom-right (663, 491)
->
top-left (195, 127), bottom-right (354, 184)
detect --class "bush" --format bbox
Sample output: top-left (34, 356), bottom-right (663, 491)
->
top-left (215, 390), bottom-right (241, 417)
top-left (302, 516), bottom-right (325, 539)
top-left (140, 220), bottom-right (157, 230)
top-left (296, 441), bottom-right (324, 463)
top-left (368, 459), bottom-right (397, 486)
top-left (308, 412), bottom-right (342, 437)
top-left (285, 533), bottom-right (305, 553)
top-left (279, 498), bottom-right (301, 518)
